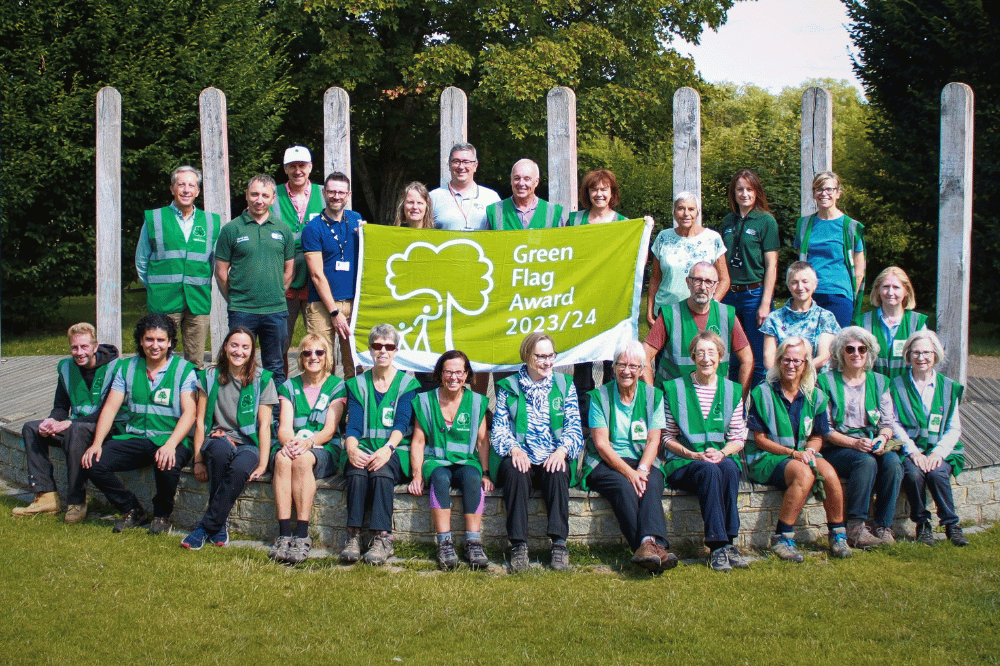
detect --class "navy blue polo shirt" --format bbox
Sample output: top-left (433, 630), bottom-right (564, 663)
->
top-left (301, 209), bottom-right (362, 302)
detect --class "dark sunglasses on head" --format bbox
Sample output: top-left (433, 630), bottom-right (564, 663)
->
top-left (301, 349), bottom-right (326, 358)
top-left (370, 343), bottom-right (397, 351)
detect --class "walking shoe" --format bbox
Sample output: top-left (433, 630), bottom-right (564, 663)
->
top-left (113, 508), bottom-right (150, 533)
top-left (362, 532), bottom-right (394, 565)
top-left (436, 538), bottom-right (459, 570)
top-left (829, 527), bottom-right (852, 559)
top-left (846, 519), bottom-right (882, 549)
top-left (630, 539), bottom-right (663, 574)
top-left (549, 543), bottom-right (570, 571)
top-left (148, 517), bottom-right (172, 535)
top-left (12, 492), bottom-right (60, 516)
top-left (181, 525), bottom-right (208, 550)
top-left (709, 547), bottom-right (732, 572)
top-left (724, 544), bottom-right (751, 569)
top-left (64, 504), bottom-right (87, 525)
top-left (915, 520), bottom-right (936, 545)
top-left (268, 536), bottom-right (293, 562)
top-left (339, 531), bottom-right (362, 563)
top-left (770, 533), bottom-right (804, 562)
top-left (945, 524), bottom-right (969, 547)
top-left (465, 540), bottom-right (490, 569)
top-left (655, 545), bottom-right (680, 571)
top-left (872, 525), bottom-right (896, 545)
top-left (209, 523), bottom-right (230, 547)
top-left (509, 542), bottom-right (530, 573)
top-left (286, 536), bottom-right (313, 564)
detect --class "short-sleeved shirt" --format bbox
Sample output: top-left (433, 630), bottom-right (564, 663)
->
top-left (759, 303), bottom-right (840, 356)
top-left (209, 375), bottom-right (278, 445)
top-left (794, 215), bottom-right (864, 300)
top-left (300, 210), bottom-right (362, 302)
top-left (111, 356), bottom-right (198, 395)
top-left (429, 184), bottom-right (501, 231)
top-left (588, 388), bottom-right (665, 461)
top-left (644, 303), bottom-right (750, 353)
top-left (215, 211), bottom-right (295, 314)
top-left (746, 380), bottom-right (832, 442)
top-left (719, 209), bottom-right (780, 285)
top-left (650, 227), bottom-right (726, 316)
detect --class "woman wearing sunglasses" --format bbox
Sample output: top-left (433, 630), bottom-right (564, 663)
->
top-left (817, 327), bottom-right (902, 549)
top-left (268, 333), bottom-right (346, 564)
top-left (339, 324), bottom-right (420, 565)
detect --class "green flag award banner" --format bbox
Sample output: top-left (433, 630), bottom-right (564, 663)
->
top-left (350, 218), bottom-right (653, 372)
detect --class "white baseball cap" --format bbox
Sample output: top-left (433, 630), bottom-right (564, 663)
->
top-left (283, 146), bottom-right (312, 164)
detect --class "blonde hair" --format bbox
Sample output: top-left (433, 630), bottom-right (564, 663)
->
top-left (870, 266), bottom-right (917, 310)
top-left (67, 322), bottom-right (97, 343)
top-left (811, 171), bottom-right (841, 191)
top-left (519, 332), bottom-right (555, 365)
top-left (765, 336), bottom-right (817, 396)
top-left (393, 182), bottom-right (434, 228)
top-left (297, 333), bottom-right (334, 376)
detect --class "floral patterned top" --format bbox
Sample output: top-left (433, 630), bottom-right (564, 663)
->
top-left (649, 227), bottom-right (726, 316)
top-left (759, 302), bottom-right (840, 357)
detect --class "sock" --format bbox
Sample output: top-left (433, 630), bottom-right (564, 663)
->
top-left (552, 538), bottom-right (567, 547)
top-left (640, 535), bottom-right (656, 545)
top-left (775, 521), bottom-right (794, 535)
top-left (466, 531), bottom-right (482, 543)
top-left (828, 522), bottom-right (845, 532)
top-left (706, 541), bottom-right (728, 553)
top-left (294, 521), bottom-right (310, 538)
top-left (437, 531), bottom-right (452, 545)
top-left (279, 519), bottom-right (292, 538)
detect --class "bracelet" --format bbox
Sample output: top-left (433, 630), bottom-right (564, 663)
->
top-left (637, 464), bottom-right (650, 472)
top-left (194, 461), bottom-right (204, 466)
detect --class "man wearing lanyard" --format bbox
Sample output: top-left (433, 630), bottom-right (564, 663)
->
top-left (302, 172), bottom-right (364, 379)
top-left (429, 143), bottom-right (501, 231)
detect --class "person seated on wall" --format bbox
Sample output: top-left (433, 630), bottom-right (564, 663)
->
top-left (13, 322), bottom-right (121, 523)
top-left (760, 261), bottom-right (840, 372)
top-left (408, 350), bottom-right (492, 570)
top-left (82, 314), bottom-right (198, 535)
top-left (744, 336), bottom-right (852, 562)
top-left (339, 324), bottom-right (420, 565)
top-left (817, 327), bottom-right (902, 549)
top-left (578, 339), bottom-right (678, 575)
top-left (858, 266), bottom-right (929, 380)
top-left (889, 330), bottom-right (969, 547)
top-left (269, 333), bottom-right (346, 564)
top-left (183, 327), bottom-right (276, 550)
top-left (661, 332), bottom-right (750, 572)
top-left (491, 332), bottom-right (583, 573)
top-left (393, 181), bottom-right (435, 229)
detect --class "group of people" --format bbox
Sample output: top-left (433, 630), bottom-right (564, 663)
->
top-left (13, 149), bottom-right (970, 573)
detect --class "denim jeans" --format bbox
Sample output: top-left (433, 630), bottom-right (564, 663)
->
top-left (227, 310), bottom-right (289, 386)
top-left (813, 292), bottom-right (854, 329)
top-left (722, 286), bottom-right (769, 387)
top-left (823, 445), bottom-right (903, 527)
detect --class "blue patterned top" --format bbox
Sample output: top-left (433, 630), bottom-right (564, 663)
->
top-left (491, 367), bottom-right (584, 464)
top-left (759, 302), bottom-right (840, 356)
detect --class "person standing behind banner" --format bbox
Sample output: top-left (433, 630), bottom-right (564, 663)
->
top-left (858, 267), bottom-right (929, 381)
top-left (429, 143), bottom-right (501, 231)
top-left (393, 182), bottom-right (434, 229)
top-left (486, 159), bottom-right (566, 230)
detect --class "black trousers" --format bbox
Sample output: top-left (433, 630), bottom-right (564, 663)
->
top-left (88, 437), bottom-right (192, 518)
top-left (345, 451), bottom-right (403, 533)
top-left (497, 457), bottom-right (569, 543)
top-left (588, 458), bottom-right (669, 551)
top-left (201, 437), bottom-right (259, 533)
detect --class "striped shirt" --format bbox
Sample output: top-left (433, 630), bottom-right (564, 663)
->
top-left (662, 380), bottom-right (747, 447)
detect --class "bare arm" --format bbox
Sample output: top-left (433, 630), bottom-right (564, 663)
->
top-left (812, 332), bottom-right (834, 370)
top-left (250, 403), bottom-right (272, 480)
top-left (763, 335), bottom-right (777, 370)
top-left (758, 250), bottom-right (778, 326)
top-left (215, 259), bottom-right (231, 300)
top-left (642, 342), bottom-right (658, 386)
top-left (736, 345), bottom-right (753, 399)
top-left (713, 254), bottom-right (730, 302)
top-left (306, 251), bottom-right (336, 313)
top-left (282, 258), bottom-right (294, 292)
top-left (853, 250), bottom-right (865, 295)
top-left (647, 261), bottom-right (662, 326)
top-left (81, 388), bottom-right (126, 467)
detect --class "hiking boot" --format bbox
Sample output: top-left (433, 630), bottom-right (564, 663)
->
top-left (362, 532), bottom-right (394, 565)
top-left (872, 525), bottom-right (896, 545)
top-left (709, 547), bottom-right (732, 572)
top-left (148, 516), bottom-right (172, 535)
top-left (846, 519), bottom-right (882, 549)
top-left (286, 536), bottom-right (313, 564)
top-left (181, 525), bottom-right (208, 550)
top-left (549, 543), bottom-right (570, 571)
top-left (829, 527), bottom-right (852, 559)
top-left (113, 507), bottom-right (150, 533)
top-left (630, 539), bottom-right (663, 574)
top-left (915, 520), bottom-right (936, 546)
top-left (770, 533), bottom-right (804, 562)
top-left (339, 531), bottom-right (362, 563)
top-left (945, 524), bottom-right (969, 547)
top-left (724, 544), bottom-right (750, 569)
top-left (436, 538), bottom-right (459, 570)
top-left (12, 492), bottom-right (60, 516)
top-left (209, 523), bottom-right (229, 547)
top-left (269, 536), bottom-right (293, 562)
top-left (465, 540), bottom-right (490, 570)
top-left (655, 544), bottom-right (679, 571)
top-left (64, 504), bottom-right (87, 525)
top-left (509, 542), bottom-right (530, 573)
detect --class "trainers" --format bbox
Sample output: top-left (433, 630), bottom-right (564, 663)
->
top-left (945, 524), bottom-right (969, 547)
top-left (209, 523), bottom-right (229, 547)
top-left (770, 533), bottom-right (804, 562)
top-left (829, 527), bottom-right (852, 558)
top-left (630, 539), bottom-right (663, 574)
top-left (872, 525), bottom-right (896, 545)
top-left (286, 536), bottom-right (313, 564)
top-left (148, 517), bottom-right (172, 535)
top-left (113, 507), bottom-right (150, 533)
top-left (362, 532), bottom-right (394, 565)
top-left (64, 504), bottom-right (87, 525)
top-left (549, 543), bottom-right (570, 571)
top-left (724, 544), bottom-right (750, 569)
top-left (436, 538), bottom-right (459, 570)
top-left (465, 540), bottom-right (490, 569)
top-left (12, 492), bottom-right (60, 516)
top-left (181, 525), bottom-right (208, 550)
top-left (269, 536), bottom-right (293, 562)
top-left (509, 542), bottom-right (530, 573)
top-left (339, 531), bottom-right (362, 563)
top-left (915, 520), bottom-right (936, 545)
top-left (846, 519), bottom-right (882, 549)
top-left (709, 547), bottom-right (732, 572)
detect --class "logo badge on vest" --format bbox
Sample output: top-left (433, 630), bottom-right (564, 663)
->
top-left (928, 413), bottom-right (942, 433)
top-left (893, 339), bottom-right (905, 356)
top-left (192, 225), bottom-right (207, 242)
top-left (455, 412), bottom-right (471, 430)
top-left (92, 376), bottom-right (103, 393)
top-left (867, 409), bottom-right (880, 425)
top-left (382, 407), bottom-right (395, 427)
top-left (239, 392), bottom-right (254, 414)
top-left (803, 416), bottom-right (813, 435)
top-left (708, 325), bottom-right (721, 336)
top-left (551, 397), bottom-right (563, 411)
top-left (314, 394), bottom-right (330, 412)
top-left (631, 420), bottom-right (647, 441)
top-left (153, 388), bottom-right (172, 406)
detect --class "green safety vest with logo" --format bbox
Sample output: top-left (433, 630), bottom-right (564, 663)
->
top-left (486, 198), bottom-right (564, 231)
top-left (579, 380), bottom-right (663, 491)
top-left (114, 355), bottom-right (195, 449)
top-left (661, 375), bottom-right (742, 479)
top-left (565, 210), bottom-right (627, 227)
top-left (271, 183), bottom-right (324, 290)
top-left (794, 213), bottom-right (865, 321)
top-left (744, 381), bottom-right (828, 484)
top-left (58, 357), bottom-right (120, 420)
top-left (275, 374), bottom-right (346, 457)
top-left (817, 370), bottom-right (887, 441)
top-left (654, 300), bottom-right (735, 389)
top-left (199, 366), bottom-right (274, 446)
top-left (859, 310), bottom-right (928, 380)
top-left (412, 388), bottom-right (487, 479)
top-left (345, 370), bottom-right (420, 476)
top-left (890, 371), bottom-right (965, 477)
top-left (144, 206), bottom-right (221, 315)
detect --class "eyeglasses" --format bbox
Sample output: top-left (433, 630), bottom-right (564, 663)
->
top-left (688, 277), bottom-right (719, 287)
top-left (325, 189), bottom-right (349, 197)
top-left (533, 353), bottom-right (556, 362)
top-left (780, 357), bottom-right (806, 367)
top-left (845, 345), bottom-right (868, 355)
top-left (615, 362), bottom-right (642, 372)
top-left (813, 187), bottom-right (839, 194)
top-left (693, 350), bottom-right (718, 359)
top-left (301, 349), bottom-right (325, 358)
top-left (442, 370), bottom-right (468, 378)
top-left (910, 350), bottom-right (935, 358)
top-left (370, 343), bottom-right (397, 352)
top-left (450, 159), bottom-right (477, 167)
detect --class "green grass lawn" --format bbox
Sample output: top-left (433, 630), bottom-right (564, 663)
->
top-left (1, 497), bottom-right (997, 666)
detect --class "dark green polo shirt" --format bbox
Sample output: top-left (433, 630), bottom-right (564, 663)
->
top-left (215, 211), bottom-right (295, 314)
top-left (719, 209), bottom-right (780, 285)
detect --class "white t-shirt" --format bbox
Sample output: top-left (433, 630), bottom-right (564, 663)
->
top-left (429, 183), bottom-right (501, 231)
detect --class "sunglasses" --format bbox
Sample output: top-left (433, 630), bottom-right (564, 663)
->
top-left (370, 343), bottom-right (397, 351)
top-left (301, 349), bottom-right (326, 358)
top-left (845, 345), bottom-right (868, 355)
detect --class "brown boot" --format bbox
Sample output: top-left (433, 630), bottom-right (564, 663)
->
top-left (12, 492), bottom-right (60, 516)
top-left (630, 539), bottom-right (663, 573)
top-left (64, 504), bottom-right (88, 524)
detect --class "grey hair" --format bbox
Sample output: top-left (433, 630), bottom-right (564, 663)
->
top-left (613, 339), bottom-right (646, 369)
top-left (449, 143), bottom-right (478, 160)
top-left (687, 261), bottom-right (718, 279)
top-left (673, 191), bottom-right (701, 213)
top-left (902, 329), bottom-right (945, 368)
top-left (368, 323), bottom-right (400, 346)
top-left (786, 260), bottom-right (817, 284)
top-left (247, 173), bottom-right (276, 195)
top-left (829, 326), bottom-right (879, 372)
top-left (171, 165), bottom-right (202, 186)
top-left (510, 158), bottom-right (540, 178)
top-left (765, 336), bottom-right (817, 396)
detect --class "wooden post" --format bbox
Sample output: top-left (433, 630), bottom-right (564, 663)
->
top-left (672, 87), bottom-right (701, 210)
top-left (199, 88), bottom-right (231, 360)
top-left (439, 87), bottom-right (467, 188)
top-left (800, 86), bottom-right (833, 216)
top-left (937, 82), bottom-right (974, 385)
top-left (324, 87), bottom-right (352, 209)
top-left (546, 86), bottom-right (577, 216)
top-left (95, 86), bottom-right (122, 352)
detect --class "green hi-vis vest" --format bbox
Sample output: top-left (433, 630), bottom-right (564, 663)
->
top-left (413, 388), bottom-right (487, 479)
top-left (860, 310), bottom-right (929, 380)
top-left (654, 300), bottom-right (735, 389)
top-left (346, 370), bottom-right (420, 476)
top-left (271, 183), bottom-right (324, 290)
top-left (744, 382), bottom-right (828, 484)
top-left (565, 210), bottom-right (627, 226)
top-left (579, 380), bottom-right (662, 491)
top-left (144, 207), bottom-right (220, 315)
top-left (58, 358), bottom-right (119, 420)
top-left (115, 355), bottom-right (195, 449)
top-left (890, 372), bottom-right (965, 477)
top-left (488, 372), bottom-right (577, 486)
top-left (199, 366), bottom-right (273, 447)
top-left (661, 375), bottom-right (742, 479)
top-left (275, 374), bottom-right (346, 457)
top-left (817, 371), bottom-right (887, 441)
top-left (795, 213), bottom-right (865, 320)
top-left (486, 198), bottom-right (564, 231)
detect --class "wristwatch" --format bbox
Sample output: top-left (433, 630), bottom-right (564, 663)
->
top-left (330, 309), bottom-right (340, 318)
